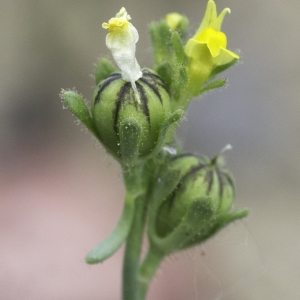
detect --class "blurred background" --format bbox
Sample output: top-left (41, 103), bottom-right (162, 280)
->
top-left (1, 0), bottom-right (299, 299)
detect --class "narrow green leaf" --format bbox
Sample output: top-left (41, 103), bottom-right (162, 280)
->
top-left (86, 201), bottom-right (136, 264)
top-left (210, 58), bottom-right (238, 78)
top-left (171, 65), bottom-right (188, 101)
top-left (149, 21), bottom-right (172, 66)
top-left (171, 31), bottom-right (186, 65)
top-left (200, 78), bottom-right (227, 94)
top-left (61, 90), bottom-right (99, 138)
top-left (176, 16), bottom-right (189, 42)
top-left (156, 61), bottom-right (172, 91)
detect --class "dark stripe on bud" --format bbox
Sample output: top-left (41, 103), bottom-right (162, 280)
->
top-left (142, 70), bottom-right (167, 90)
top-left (114, 82), bottom-right (131, 133)
top-left (204, 169), bottom-right (214, 195)
top-left (215, 167), bottom-right (224, 199)
top-left (181, 164), bottom-right (206, 182)
top-left (167, 163), bottom-right (206, 207)
top-left (95, 73), bottom-right (122, 104)
top-left (136, 82), bottom-right (150, 124)
top-left (223, 172), bottom-right (234, 189)
top-left (139, 77), bottom-right (163, 104)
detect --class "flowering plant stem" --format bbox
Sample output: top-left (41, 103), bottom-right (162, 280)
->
top-left (122, 193), bottom-right (147, 300)
top-left (122, 160), bottom-right (163, 300)
top-left (122, 163), bottom-right (148, 300)
top-left (138, 247), bottom-right (164, 299)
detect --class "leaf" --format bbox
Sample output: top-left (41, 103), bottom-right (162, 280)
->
top-left (61, 90), bottom-right (99, 138)
top-left (156, 61), bottom-right (172, 92)
top-left (210, 57), bottom-right (238, 78)
top-left (86, 200), bottom-right (136, 264)
top-left (200, 78), bottom-right (227, 94)
top-left (171, 31), bottom-right (186, 65)
top-left (149, 21), bottom-right (172, 66)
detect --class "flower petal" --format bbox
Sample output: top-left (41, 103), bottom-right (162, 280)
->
top-left (213, 47), bottom-right (239, 66)
top-left (196, 28), bottom-right (227, 57)
top-left (194, 0), bottom-right (230, 36)
top-left (103, 8), bottom-right (142, 101)
top-left (185, 38), bottom-right (208, 60)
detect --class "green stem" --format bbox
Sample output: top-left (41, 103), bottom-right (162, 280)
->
top-left (121, 162), bottom-right (150, 300)
top-left (122, 194), bottom-right (148, 300)
top-left (138, 247), bottom-right (165, 299)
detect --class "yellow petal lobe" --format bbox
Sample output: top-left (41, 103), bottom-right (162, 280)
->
top-left (196, 28), bottom-right (227, 58)
top-left (102, 18), bottom-right (129, 32)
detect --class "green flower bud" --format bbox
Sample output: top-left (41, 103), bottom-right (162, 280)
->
top-left (156, 154), bottom-right (234, 237)
top-left (92, 69), bottom-right (172, 160)
top-left (147, 153), bottom-right (248, 254)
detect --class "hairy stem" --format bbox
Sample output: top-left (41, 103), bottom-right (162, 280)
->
top-left (121, 162), bottom-right (149, 300)
top-left (122, 193), bottom-right (148, 300)
top-left (138, 247), bottom-right (165, 299)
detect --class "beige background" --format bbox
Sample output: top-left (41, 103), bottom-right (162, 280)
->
top-left (1, 0), bottom-right (300, 299)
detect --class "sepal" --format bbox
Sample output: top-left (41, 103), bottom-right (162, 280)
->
top-left (171, 31), bottom-right (187, 65)
top-left (179, 208), bottom-right (249, 250)
top-left (210, 56), bottom-right (239, 77)
top-left (200, 78), bottom-right (227, 94)
top-left (61, 90), bottom-right (99, 139)
top-left (119, 117), bottom-right (142, 164)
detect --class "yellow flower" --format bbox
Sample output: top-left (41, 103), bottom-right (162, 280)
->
top-left (185, 0), bottom-right (238, 60)
top-left (184, 0), bottom-right (239, 95)
top-left (102, 8), bottom-right (142, 101)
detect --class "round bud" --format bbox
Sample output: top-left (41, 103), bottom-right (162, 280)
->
top-left (156, 154), bottom-right (235, 237)
top-left (92, 69), bottom-right (172, 159)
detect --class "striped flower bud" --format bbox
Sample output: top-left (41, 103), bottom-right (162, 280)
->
top-left (156, 154), bottom-right (234, 237)
top-left (91, 69), bottom-right (172, 160)
top-left (146, 153), bottom-right (248, 255)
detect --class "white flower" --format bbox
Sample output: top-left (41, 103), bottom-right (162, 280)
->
top-left (103, 8), bottom-right (142, 102)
